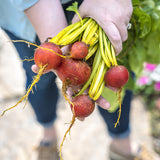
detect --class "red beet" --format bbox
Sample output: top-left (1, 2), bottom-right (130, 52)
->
top-left (70, 41), bottom-right (88, 59)
top-left (34, 42), bottom-right (63, 71)
top-left (71, 95), bottom-right (95, 118)
top-left (56, 58), bottom-right (91, 86)
top-left (104, 65), bottom-right (129, 88)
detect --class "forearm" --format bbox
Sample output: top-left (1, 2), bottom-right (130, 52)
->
top-left (24, 0), bottom-right (68, 43)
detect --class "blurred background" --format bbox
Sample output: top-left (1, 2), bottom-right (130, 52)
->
top-left (0, 26), bottom-right (160, 160)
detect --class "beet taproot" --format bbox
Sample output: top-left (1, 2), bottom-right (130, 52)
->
top-left (71, 95), bottom-right (95, 118)
top-left (104, 65), bottom-right (129, 88)
top-left (70, 41), bottom-right (88, 59)
top-left (56, 58), bottom-right (91, 86)
top-left (34, 42), bottom-right (63, 71)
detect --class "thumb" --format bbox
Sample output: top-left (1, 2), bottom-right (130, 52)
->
top-left (72, 14), bottom-right (80, 24)
top-left (31, 64), bottom-right (39, 73)
top-left (96, 96), bottom-right (110, 110)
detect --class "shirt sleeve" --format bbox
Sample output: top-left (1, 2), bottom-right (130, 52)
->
top-left (10, 0), bottom-right (39, 11)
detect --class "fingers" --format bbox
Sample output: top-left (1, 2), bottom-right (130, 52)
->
top-left (72, 5), bottom-right (126, 55)
top-left (31, 64), bottom-right (55, 74)
top-left (73, 14), bottom-right (124, 55)
top-left (117, 23), bottom-right (128, 42)
top-left (72, 14), bottom-right (80, 24)
top-left (66, 87), bottom-right (74, 100)
top-left (71, 0), bottom-right (133, 56)
top-left (73, 14), bottom-right (125, 55)
top-left (66, 86), bottom-right (81, 100)
top-left (31, 64), bottom-right (39, 73)
top-left (95, 96), bottom-right (110, 110)
top-left (77, 117), bottom-right (85, 121)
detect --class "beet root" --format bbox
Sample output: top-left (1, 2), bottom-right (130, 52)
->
top-left (34, 42), bottom-right (63, 71)
top-left (71, 95), bottom-right (95, 118)
top-left (56, 58), bottom-right (91, 86)
top-left (70, 41), bottom-right (88, 59)
top-left (104, 65), bottom-right (129, 88)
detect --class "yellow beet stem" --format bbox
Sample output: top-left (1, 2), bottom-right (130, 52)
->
top-left (0, 65), bottom-right (47, 117)
top-left (85, 43), bottom-right (98, 60)
top-left (92, 47), bottom-right (101, 68)
top-left (50, 19), bottom-right (88, 44)
top-left (82, 20), bottom-right (95, 43)
top-left (77, 12), bottom-right (83, 25)
top-left (88, 36), bottom-right (98, 47)
top-left (89, 60), bottom-right (107, 98)
top-left (99, 27), bottom-right (111, 68)
top-left (89, 60), bottom-right (105, 95)
top-left (85, 23), bottom-right (99, 44)
top-left (57, 28), bottom-right (82, 45)
top-left (58, 18), bottom-right (92, 45)
top-left (102, 31), bottom-right (114, 66)
top-left (88, 30), bottom-right (99, 46)
top-left (75, 48), bottom-right (101, 97)
top-left (111, 44), bottom-right (118, 66)
top-left (92, 81), bottom-right (105, 101)
top-left (58, 18), bottom-right (88, 41)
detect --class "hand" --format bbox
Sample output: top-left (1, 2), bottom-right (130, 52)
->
top-left (72, 0), bottom-right (133, 55)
